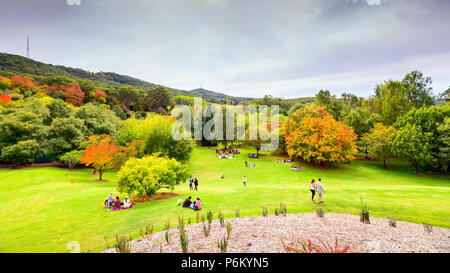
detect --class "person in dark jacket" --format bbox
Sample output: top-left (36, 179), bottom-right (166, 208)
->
top-left (194, 178), bottom-right (199, 191)
top-left (182, 196), bottom-right (192, 207)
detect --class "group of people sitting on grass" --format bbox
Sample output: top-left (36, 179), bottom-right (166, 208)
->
top-left (309, 178), bottom-right (325, 204)
top-left (104, 193), bottom-right (133, 210)
top-left (216, 148), bottom-right (240, 155)
top-left (244, 161), bottom-right (256, 168)
top-left (180, 196), bottom-right (202, 210)
top-left (291, 166), bottom-right (304, 171)
top-left (248, 154), bottom-right (258, 158)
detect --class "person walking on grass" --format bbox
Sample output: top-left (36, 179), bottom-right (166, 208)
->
top-left (309, 179), bottom-right (317, 202)
top-left (316, 178), bottom-right (325, 204)
top-left (243, 176), bottom-right (247, 187)
top-left (194, 178), bottom-right (198, 191)
top-left (189, 177), bottom-right (193, 191)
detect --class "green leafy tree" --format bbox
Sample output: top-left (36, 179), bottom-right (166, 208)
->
top-left (145, 86), bottom-right (172, 112)
top-left (60, 150), bottom-right (83, 170)
top-left (315, 90), bottom-right (332, 106)
top-left (45, 98), bottom-right (72, 125)
top-left (436, 117), bottom-right (450, 171)
top-left (394, 104), bottom-right (450, 170)
top-left (74, 103), bottom-right (119, 138)
top-left (117, 155), bottom-right (191, 196)
top-left (45, 117), bottom-right (88, 159)
top-left (1, 140), bottom-right (40, 164)
top-left (402, 70), bottom-right (434, 108)
top-left (117, 115), bottom-right (193, 161)
top-left (362, 123), bottom-right (395, 168)
top-left (374, 80), bottom-right (412, 125)
top-left (391, 123), bottom-right (433, 175)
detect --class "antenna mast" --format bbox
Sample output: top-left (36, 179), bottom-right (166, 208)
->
top-left (26, 35), bottom-right (30, 58)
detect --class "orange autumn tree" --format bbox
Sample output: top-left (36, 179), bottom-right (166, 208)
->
top-left (9, 76), bottom-right (36, 93)
top-left (0, 94), bottom-right (12, 106)
top-left (285, 107), bottom-right (357, 165)
top-left (79, 141), bottom-right (126, 181)
top-left (65, 83), bottom-right (85, 106)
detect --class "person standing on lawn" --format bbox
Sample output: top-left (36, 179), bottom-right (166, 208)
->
top-left (316, 178), bottom-right (325, 204)
top-left (310, 179), bottom-right (317, 202)
top-left (189, 177), bottom-right (193, 191)
top-left (194, 178), bottom-right (198, 191)
top-left (243, 176), bottom-right (247, 187)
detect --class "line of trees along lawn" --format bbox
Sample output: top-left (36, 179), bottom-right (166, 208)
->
top-left (0, 68), bottom-right (449, 180)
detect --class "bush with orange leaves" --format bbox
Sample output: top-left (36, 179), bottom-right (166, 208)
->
top-left (285, 106), bottom-right (357, 165)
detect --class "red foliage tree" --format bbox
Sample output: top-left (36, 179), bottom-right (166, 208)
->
top-left (0, 94), bottom-right (12, 106)
top-left (65, 83), bottom-right (85, 106)
top-left (10, 76), bottom-right (36, 92)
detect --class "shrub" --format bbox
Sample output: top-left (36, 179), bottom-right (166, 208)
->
top-left (235, 209), bottom-right (240, 218)
top-left (360, 197), bottom-right (370, 224)
top-left (388, 218), bottom-right (396, 227)
top-left (316, 207), bottom-right (325, 218)
top-left (117, 154), bottom-right (191, 196)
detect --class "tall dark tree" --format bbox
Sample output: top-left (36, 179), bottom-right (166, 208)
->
top-left (402, 70), bottom-right (434, 108)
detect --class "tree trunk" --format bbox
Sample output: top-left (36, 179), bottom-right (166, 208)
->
top-left (99, 169), bottom-right (104, 181)
top-left (256, 147), bottom-right (259, 157)
top-left (415, 165), bottom-right (419, 175)
top-left (383, 159), bottom-right (386, 169)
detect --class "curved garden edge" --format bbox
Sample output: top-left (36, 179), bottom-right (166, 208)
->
top-left (104, 213), bottom-right (450, 253)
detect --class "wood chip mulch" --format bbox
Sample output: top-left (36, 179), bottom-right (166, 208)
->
top-left (103, 213), bottom-right (450, 253)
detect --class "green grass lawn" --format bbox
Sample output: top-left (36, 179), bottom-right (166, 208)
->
top-left (0, 146), bottom-right (449, 253)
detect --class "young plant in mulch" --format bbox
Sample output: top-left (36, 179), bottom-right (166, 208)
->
top-left (235, 209), bottom-right (240, 218)
top-left (207, 210), bottom-right (213, 224)
top-left (388, 218), bottom-right (397, 227)
top-left (226, 222), bottom-right (232, 239)
top-left (281, 238), bottom-right (351, 253)
top-left (178, 216), bottom-right (188, 253)
top-left (196, 213), bottom-right (200, 223)
top-left (218, 211), bottom-right (225, 227)
top-left (217, 236), bottom-right (228, 253)
top-left (164, 219), bottom-right (171, 230)
top-left (202, 222), bottom-right (211, 237)
top-left (262, 206), bottom-right (268, 217)
top-left (178, 215), bottom-right (185, 233)
top-left (179, 231), bottom-right (189, 253)
top-left (274, 208), bottom-right (279, 216)
top-left (187, 217), bottom-right (191, 225)
top-left (114, 235), bottom-right (132, 253)
top-left (360, 197), bottom-right (370, 224)
top-left (423, 223), bottom-right (433, 233)
top-left (316, 207), bottom-right (325, 218)
top-left (145, 223), bottom-right (154, 236)
top-left (165, 231), bottom-right (170, 244)
top-left (280, 203), bottom-right (287, 217)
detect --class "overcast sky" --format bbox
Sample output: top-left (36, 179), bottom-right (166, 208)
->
top-left (0, 0), bottom-right (449, 98)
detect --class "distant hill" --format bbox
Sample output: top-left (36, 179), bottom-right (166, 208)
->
top-left (0, 53), bottom-right (254, 103)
